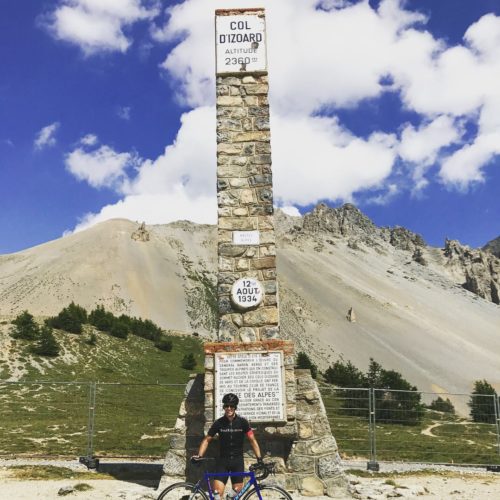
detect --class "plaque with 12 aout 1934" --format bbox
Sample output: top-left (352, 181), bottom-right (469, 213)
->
top-left (231, 277), bottom-right (263, 309)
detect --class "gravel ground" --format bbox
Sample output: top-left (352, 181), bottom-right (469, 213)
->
top-left (1, 458), bottom-right (500, 499)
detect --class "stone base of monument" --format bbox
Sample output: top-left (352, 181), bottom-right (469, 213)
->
top-left (161, 342), bottom-right (349, 497)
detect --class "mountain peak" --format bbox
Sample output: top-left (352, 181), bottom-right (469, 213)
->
top-left (483, 236), bottom-right (500, 258)
top-left (303, 202), bottom-right (377, 238)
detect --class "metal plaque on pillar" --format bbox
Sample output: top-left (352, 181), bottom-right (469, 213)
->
top-left (215, 11), bottom-right (267, 74)
top-left (214, 350), bottom-right (286, 422)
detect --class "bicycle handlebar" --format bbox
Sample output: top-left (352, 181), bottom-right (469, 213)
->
top-left (190, 457), bottom-right (275, 481)
top-left (190, 456), bottom-right (216, 465)
top-left (249, 461), bottom-right (275, 480)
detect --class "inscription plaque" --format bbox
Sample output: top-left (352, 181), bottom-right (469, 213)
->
top-left (214, 351), bottom-right (285, 422)
top-left (215, 13), bottom-right (267, 74)
top-left (233, 230), bottom-right (260, 245)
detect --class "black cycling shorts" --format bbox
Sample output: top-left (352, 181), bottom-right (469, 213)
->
top-left (215, 456), bottom-right (245, 485)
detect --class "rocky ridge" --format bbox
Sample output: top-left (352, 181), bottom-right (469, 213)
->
top-left (443, 239), bottom-right (500, 304)
top-left (483, 235), bottom-right (500, 258)
top-left (298, 203), bottom-right (499, 305)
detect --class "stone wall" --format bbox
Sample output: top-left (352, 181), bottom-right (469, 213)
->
top-left (216, 73), bottom-right (279, 342)
top-left (287, 370), bottom-right (347, 497)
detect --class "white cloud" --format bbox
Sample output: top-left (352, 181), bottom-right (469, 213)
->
top-left (73, 190), bottom-right (217, 233)
top-left (279, 205), bottom-right (301, 217)
top-left (66, 107), bottom-right (217, 230)
top-left (124, 107), bottom-right (215, 198)
top-left (67, 106), bottom-right (399, 230)
top-left (157, 0), bottom-right (426, 112)
top-left (272, 114), bottom-right (398, 206)
top-left (116, 106), bottom-right (131, 120)
top-left (399, 116), bottom-right (464, 190)
top-left (366, 183), bottom-right (399, 206)
top-left (439, 132), bottom-right (500, 189)
top-left (34, 122), bottom-right (60, 150)
top-left (399, 117), bottom-right (462, 165)
top-left (155, 0), bottom-right (500, 190)
top-left (80, 133), bottom-right (98, 146)
top-left (65, 143), bottom-right (138, 189)
top-left (45, 0), bottom-right (159, 55)
top-left (63, 0), bottom-right (500, 231)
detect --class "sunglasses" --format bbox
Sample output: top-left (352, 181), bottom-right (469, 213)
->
top-left (223, 404), bottom-right (236, 409)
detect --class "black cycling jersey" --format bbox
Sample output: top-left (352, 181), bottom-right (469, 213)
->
top-left (207, 414), bottom-right (251, 459)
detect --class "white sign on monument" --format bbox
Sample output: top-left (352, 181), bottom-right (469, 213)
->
top-left (215, 351), bottom-right (285, 422)
top-left (231, 277), bottom-right (264, 309)
top-left (233, 230), bottom-right (260, 245)
top-left (215, 13), bottom-right (267, 74)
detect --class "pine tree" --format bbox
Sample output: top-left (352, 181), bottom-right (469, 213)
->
top-left (469, 380), bottom-right (497, 423)
top-left (89, 305), bottom-right (114, 332)
top-left (10, 311), bottom-right (39, 340)
top-left (47, 302), bottom-right (87, 334)
top-left (296, 352), bottom-right (318, 379)
top-left (33, 325), bottom-right (60, 357)
top-left (110, 320), bottom-right (129, 339)
top-left (181, 353), bottom-right (197, 370)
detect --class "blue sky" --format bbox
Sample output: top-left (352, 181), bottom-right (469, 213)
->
top-left (1, 0), bottom-right (499, 254)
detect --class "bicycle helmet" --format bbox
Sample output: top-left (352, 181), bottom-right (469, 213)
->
top-left (222, 393), bottom-right (239, 407)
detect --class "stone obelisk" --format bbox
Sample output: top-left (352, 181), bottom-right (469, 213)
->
top-left (215, 8), bottom-right (279, 343)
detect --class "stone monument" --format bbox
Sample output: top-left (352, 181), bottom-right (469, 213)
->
top-left (162, 8), bottom-right (348, 497)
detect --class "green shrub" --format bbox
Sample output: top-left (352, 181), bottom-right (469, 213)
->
top-left (86, 332), bottom-right (97, 346)
top-left (469, 380), bottom-right (497, 423)
top-left (130, 317), bottom-right (163, 342)
top-left (10, 311), bottom-right (39, 340)
top-left (181, 353), bottom-right (197, 370)
top-left (109, 320), bottom-right (129, 339)
top-left (33, 325), bottom-right (60, 357)
top-left (88, 305), bottom-right (114, 332)
top-left (296, 352), bottom-right (318, 379)
top-left (428, 396), bottom-right (455, 414)
top-left (155, 337), bottom-right (173, 352)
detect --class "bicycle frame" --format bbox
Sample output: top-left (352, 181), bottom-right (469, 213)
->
top-left (200, 470), bottom-right (261, 500)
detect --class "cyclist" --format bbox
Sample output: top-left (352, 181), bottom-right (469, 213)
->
top-left (193, 393), bottom-right (263, 498)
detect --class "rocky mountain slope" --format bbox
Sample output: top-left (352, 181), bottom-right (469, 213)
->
top-left (483, 235), bottom-right (500, 258)
top-left (0, 204), bottom-right (499, 399)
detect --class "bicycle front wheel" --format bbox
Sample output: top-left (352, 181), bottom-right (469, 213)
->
top-left (243, 485), bottom-right (293, 500)
top-left (157, 481), bottom-right (209, 500)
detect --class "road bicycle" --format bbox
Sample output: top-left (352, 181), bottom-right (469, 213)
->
top-left (157, 458), bottom-right (292, 499)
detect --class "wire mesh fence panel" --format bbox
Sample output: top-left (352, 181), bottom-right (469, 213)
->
top-left (320, 386), bottom-right (370, 460)
top-left (92, 383), bottom-right (186, 458)
top-left (0, 382), bottom-right (90, 457)
top-left (373, 389), bottom-right (500, 465)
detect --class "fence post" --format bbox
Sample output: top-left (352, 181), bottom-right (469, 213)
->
top-left (367, 388), bottom-right (379, 471)
top-left (79, 382), bottom-right (98, 469)
top-left (495, 394), bottom-right (500, 456)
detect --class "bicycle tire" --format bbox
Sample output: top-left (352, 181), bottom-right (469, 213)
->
top-left (242, 485), bottom-right (293, 500)
top-left (157, 481), bottom-right (209, 500)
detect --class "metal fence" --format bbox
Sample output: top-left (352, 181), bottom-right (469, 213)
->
top-left (320, 386), bottom-right (500, 466)
top-left (0, 381), bottom-right (185, 460)
top-left (1, 381), bottom-right (500, 467)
